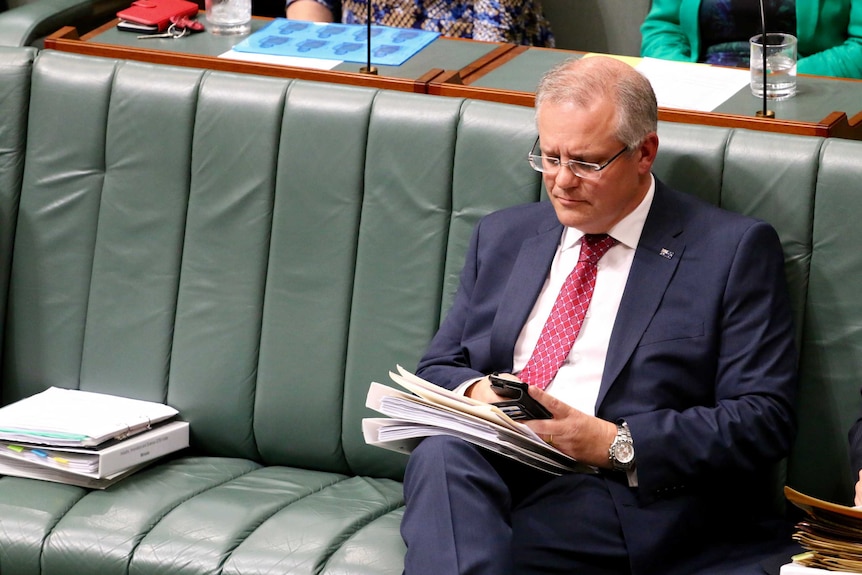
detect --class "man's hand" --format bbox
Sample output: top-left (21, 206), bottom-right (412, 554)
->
top-left (466, 377), bottom-right (618, 469)
top-left (522, 385), bottom-right (617, 469)
top-left (855, 470), bottom-right (862, 507)
top-left (465, 375), bottom-right (509, 404)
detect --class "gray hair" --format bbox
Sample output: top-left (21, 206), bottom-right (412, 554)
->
top-left (534, 57), bottom-right (658, 149)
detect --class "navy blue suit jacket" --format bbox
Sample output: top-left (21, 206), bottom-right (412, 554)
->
top-left (415, 178), bottom-right (798, 571)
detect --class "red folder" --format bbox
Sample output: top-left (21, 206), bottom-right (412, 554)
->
top-left (117, 0), bottom-right (199, 32)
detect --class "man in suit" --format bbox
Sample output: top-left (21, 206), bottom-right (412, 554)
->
top-left (400, 56), bottom-right (799, 574)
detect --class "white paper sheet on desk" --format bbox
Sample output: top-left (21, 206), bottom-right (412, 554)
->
top-left (218, 49), bottom-right (342, 70)
top-left (635, 57), bottom-right (751, 112)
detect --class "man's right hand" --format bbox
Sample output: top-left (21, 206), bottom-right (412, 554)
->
top-left (466, 375), bottom-right (511, 404)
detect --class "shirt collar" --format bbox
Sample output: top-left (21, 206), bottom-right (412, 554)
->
top-left (560, 174), bottom-right (656, 251)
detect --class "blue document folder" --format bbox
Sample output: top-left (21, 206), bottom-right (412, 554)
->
top-left (231, 18), bottom-right (439, 67)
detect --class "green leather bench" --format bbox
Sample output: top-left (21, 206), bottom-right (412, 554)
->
top-left (1, 45), bottom-right (862, 574)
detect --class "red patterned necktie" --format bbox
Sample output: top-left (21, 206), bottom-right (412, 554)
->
top-left (519, 233), bottom-right (617, 390)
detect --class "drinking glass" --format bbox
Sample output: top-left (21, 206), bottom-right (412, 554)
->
top-left (750, 33), bottom-right (797, 100)
top-left (205, 0), bottom-right (251, 35)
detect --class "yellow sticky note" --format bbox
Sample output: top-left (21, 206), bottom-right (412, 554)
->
top-left (581, 52), bottom-right (642, 68)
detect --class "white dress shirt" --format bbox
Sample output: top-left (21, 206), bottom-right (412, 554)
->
top-left (512, 178), bottom-right (655, 415)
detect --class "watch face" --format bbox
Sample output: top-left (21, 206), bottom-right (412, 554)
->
top-left (616, 442), bottom-right (634, 464)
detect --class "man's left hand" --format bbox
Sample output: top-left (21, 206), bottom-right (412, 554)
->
top-left (523, 385), bottom-right (618, 469)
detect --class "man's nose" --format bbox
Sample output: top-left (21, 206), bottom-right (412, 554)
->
top-left (554, 165), bottom-right (580, 188)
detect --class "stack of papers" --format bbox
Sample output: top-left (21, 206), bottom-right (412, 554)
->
top-left (0, 387), bottom-right (189, 488)
top-left (780, 563), bottom-right (860, 575)
top-left (0, 457), bottom-right (152, 489)
top-left (0, 386), bottom-right (178, 446)
top-left (784, 486), bottom-right (862, 573)
top-left (363, 366), bottom-right (596, 475)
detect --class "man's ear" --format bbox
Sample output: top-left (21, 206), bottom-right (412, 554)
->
top-left (637, 132), bottom-right (660, 175)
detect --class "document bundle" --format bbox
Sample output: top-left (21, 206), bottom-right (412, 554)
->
top-left (784, 486), bottom-right (862, 573)
top-left (0, 387), bottom-right (189, 488)
top-left (363, 366), bottom-right (595, 475)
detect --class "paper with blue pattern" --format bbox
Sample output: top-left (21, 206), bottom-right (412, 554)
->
top-left (231, 18), bottom-right (439, 66)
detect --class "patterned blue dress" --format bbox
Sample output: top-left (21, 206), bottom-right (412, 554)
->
top-left (285, 0), bottom-right (555, 47)
top-left (699, 0), bottom-right (796, 66)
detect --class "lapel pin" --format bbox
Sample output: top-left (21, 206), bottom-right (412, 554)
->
top-left (659, 248), bottom-right (674, 260)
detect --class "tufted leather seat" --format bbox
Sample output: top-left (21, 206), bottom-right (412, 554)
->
top-left (1, 46), bottom-right (861, 574)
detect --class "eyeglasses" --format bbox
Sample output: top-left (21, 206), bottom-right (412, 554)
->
top-left (527, 137), bottom-right (629, 181)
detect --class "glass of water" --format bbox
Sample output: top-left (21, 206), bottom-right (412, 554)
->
top-left (750, 33), bottom-right (797, 100)
top-left (205, 0), bottom-right (251, 35)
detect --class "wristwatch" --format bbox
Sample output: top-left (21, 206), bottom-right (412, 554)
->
top-left (609, 422), bottom-right (635, 472)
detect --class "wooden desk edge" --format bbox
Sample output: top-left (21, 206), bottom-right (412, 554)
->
top-left (457, 43), bottom-right (527, 85)
top-left (660, 108), bottom-right (853, 139)
top-left (45, 24), bottom-right (429, 94)
top-left (820, 110), bottom-right (862, 141)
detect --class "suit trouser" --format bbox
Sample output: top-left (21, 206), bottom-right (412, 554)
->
top-left (401, 435), bottom-right (631, 575)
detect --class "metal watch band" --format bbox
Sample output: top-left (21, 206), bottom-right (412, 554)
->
top-left (609, 421), bottom-right (635, 472)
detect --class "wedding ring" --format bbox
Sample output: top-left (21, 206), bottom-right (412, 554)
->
top-left (547, 434), bottom-right (554, 446)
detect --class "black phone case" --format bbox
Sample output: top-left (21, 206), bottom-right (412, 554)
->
top-left (489, 376), bottom-right (552, 420)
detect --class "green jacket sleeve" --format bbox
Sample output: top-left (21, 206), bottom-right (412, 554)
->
top-left (797, 0), bottom-right (862, 79)
top-left (640, 0), bottom-right (697, 62)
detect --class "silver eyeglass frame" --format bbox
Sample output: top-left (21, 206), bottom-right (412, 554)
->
top-left (527, 136), bottom-right (629, 180)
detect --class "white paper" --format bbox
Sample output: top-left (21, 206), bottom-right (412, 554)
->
top-left (0, 387), bottom-right (178, 446)
top-left (363, 366), bottom-right (598, 475)
top-left (0, 420), bottom-right (189, 478)
top-left (779, 563), bottom-right (860, 575)
top-left (363, 418), bottom-right (578, 475)
top-left (218, 49), bottom-right (342, 70)
top-left (635, 57), bottom-right (751, 112)
top-left (0, 457), bottom-right (150, 489)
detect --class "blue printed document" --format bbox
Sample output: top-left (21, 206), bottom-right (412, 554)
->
top-left (231, 18), bottom-right (439, 67)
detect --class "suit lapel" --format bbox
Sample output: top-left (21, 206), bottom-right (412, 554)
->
top-left (596, 183), bottom-right (686, 408)
top-left (490, 220), bottom-right (562, 368)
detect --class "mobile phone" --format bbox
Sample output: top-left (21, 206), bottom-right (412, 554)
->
top-left (489, 375), bottom-right (552, 420)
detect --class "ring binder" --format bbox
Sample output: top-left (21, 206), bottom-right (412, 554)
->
top-left (0, 387), bottom-right (178, 447)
